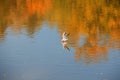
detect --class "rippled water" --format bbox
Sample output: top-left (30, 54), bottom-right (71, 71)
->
top-left (0, 0), bottom-right (120, 80)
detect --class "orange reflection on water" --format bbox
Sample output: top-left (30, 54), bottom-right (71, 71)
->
top-left (0, 0), bottom-right (120, 63)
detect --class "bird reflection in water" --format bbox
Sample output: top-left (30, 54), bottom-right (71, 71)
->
top-left (61, 32), bottom-right (70, 51)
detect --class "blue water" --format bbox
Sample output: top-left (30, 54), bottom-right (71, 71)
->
top-left (0, 23), bottom-right (120, 80)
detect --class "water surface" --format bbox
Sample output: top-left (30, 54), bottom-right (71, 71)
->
top-left (0, 0), bottom-right (120, 80)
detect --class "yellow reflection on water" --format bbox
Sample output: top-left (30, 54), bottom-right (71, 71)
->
top-left (0, 0), bottom-right (120, 63)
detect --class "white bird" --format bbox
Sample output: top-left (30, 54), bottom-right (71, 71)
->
top-left (61, 32), bottom-right (69, 42)
top-left (61, 32), bottom-right (70, 51)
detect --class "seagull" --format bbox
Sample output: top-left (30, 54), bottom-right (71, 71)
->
top-left (61, 32), bottom-right (70, 51)
top-left (61, 32), bottom-right (69, 42)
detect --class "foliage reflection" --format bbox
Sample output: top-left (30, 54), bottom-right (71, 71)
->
top-left (0, 0), bottom-right (120, 63)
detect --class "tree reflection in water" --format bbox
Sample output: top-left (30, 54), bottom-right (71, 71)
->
top-left (0, 0), bottom-right (120, 63)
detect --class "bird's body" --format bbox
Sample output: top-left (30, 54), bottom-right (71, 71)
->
top-left (61, 32), bottom-right (69, 42)
top-left (61, 32), bottom-right (70, 51)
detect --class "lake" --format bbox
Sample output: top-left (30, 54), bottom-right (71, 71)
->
top-left (0, 0), bottom-right (120, 80)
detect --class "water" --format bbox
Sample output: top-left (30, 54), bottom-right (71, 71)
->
top-left (0, 0), bottom-right (120, 80)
